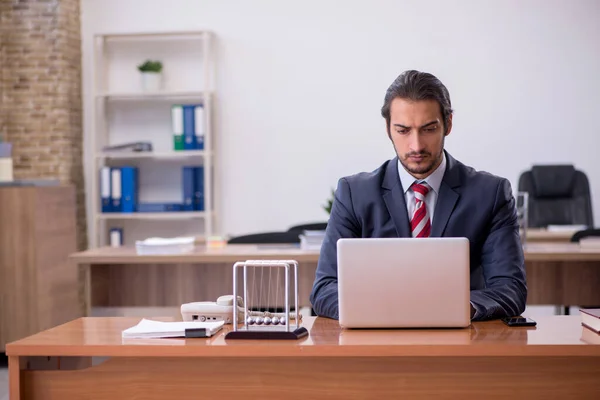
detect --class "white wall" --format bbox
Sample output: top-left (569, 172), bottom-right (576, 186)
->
top-left (80, 0), bottom-right (600, 242)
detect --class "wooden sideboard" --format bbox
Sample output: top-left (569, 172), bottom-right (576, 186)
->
top-left (0, 186), bottom-right (81, 351)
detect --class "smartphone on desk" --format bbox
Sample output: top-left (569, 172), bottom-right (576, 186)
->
top-left (502, 316), bottom-right (537, 327)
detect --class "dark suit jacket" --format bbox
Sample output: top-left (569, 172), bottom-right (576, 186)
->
top-left (310, 151), bottom-right (527, 321)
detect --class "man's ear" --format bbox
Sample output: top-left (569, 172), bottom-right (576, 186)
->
top-left (444, 114), bottom-right (453, 136)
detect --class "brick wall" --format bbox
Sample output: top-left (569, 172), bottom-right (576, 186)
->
top-left (1, 0), bottom-right (86, 250)
top-left (1, 1), bottom-right (8, 141)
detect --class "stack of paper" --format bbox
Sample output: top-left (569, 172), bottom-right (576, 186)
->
top-left (547, 224), bottom-right (587, 232)
top-left (122, 318), bottom-right (224, 339)
top-left (299, 230), bottom-right (326, 250)
top-left (135, 236), bottom-right (195, 255)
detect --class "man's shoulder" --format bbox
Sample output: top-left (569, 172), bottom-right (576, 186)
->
top-left (341, 158), bottom-right (393, 187)
top-left (453, 156), bottom-right (510, 191)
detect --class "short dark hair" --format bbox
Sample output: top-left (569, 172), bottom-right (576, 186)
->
top-left (381, 70), bottom-right (453, 134)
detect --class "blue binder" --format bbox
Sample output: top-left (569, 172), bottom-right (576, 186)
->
top-left (182, 166), bottom-right (195, 211)
top-left (182, 105), bottom-right (198, 150)
top-left (194, 104), bottom-right (205, 150)
top-left (120, 166), bottom-right (138, 213)
top-left (193, 166), bottom-right (205, 211)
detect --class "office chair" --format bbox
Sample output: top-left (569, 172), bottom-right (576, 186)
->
top-left (570, 229), bottom-right (600, 243)
top-left (227, 231), bottom-right (301, 244)
top-left (287, 222), bottom-right (328, 232)
top-left (518, 165), bottom-right (593, 228)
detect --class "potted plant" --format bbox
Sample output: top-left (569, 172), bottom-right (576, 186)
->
top-left (323, 188), bottom-right (335, 215)
top-left (137, 60), bottom-right (163, 92)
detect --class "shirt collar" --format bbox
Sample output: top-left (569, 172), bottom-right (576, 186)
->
top-left (397, 151), bottom-right (446, 194)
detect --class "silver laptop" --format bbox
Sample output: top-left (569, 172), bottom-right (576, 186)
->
top-left (337, 237), bottom-right (470, 329)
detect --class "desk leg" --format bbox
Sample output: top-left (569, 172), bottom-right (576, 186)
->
top-left (9, 356), bottom-right (23, 400)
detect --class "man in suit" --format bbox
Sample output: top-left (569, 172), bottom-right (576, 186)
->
top-left (310, 70), bottom-right (527, 321)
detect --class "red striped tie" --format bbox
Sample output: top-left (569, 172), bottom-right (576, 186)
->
top-left (410, 182), bottom-right (431, 238)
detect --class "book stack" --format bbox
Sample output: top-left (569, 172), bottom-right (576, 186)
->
top-left (299, 230), bottom-right (326, 250)
top-left (100, 165), bottom-right (205, 213)
top-left (580, 308), bottom-right (600, 345)
top-left (171, 104), bottom-right (204, 151)
top-left (135, 236), bottom-right (195, 255)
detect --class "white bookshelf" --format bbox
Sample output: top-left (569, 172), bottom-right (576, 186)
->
top-left (90, 30), bottom-right (217, 247)
top-left (95, 91), bottom-right (209, 101)
top-left (96, 211), bottom-right (207, 221)
top-left (95, 150), bottom-right (209, 160)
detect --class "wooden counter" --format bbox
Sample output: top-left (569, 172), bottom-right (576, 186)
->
top-left (70, 243), bottom-right (600, 315)
top-left (6, 316), bottom-right (600, 399)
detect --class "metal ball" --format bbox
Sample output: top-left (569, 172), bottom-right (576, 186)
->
top-left (246, 316), bottom-right (255, 325)
top-left (264, 317), bottom-right (272, 325)
top-left (271, 317), bottom-right (280, 325)
top-left (279, 318), bottom-right (286, 325)
top-left (255, 317), bottom-right (264, 325)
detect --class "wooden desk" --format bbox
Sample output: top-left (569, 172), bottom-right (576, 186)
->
top-left (524, 243), bottom-right (600, 306)
top-left (70, 243), bottom-right (600, 315)
top-left (526, 228), bottom-right (577, 243)
top-left (525, 242), bottom-right (600, 261)
top-left (6, 316), bottom-right (600, 399)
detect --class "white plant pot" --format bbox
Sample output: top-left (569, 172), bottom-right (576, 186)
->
top-left (140, 72), bottom-right (162, 92)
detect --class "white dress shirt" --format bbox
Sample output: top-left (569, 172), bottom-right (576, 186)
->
top-left (397, 152), bottom-right (447, 223)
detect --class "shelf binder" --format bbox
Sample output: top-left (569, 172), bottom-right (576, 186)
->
top-left (182, 166), bottom-right (195, 211)
top-left (120, 166), bottom-right (138, 213)
top-left (110, 168), bottom-right (122, 212)
top-left (195, 104), bottom-right (205, 150)
top-left (101, 166), bottom-right (112, 212)
top-left (193, 166), bottom-right (205, 211)
top-left (172, 105), bottom-right (184, 151)
top-left (182, 105), bottom-right (198, 150)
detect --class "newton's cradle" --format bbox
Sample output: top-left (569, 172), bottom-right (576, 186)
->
top-left (225, 259), bottom-right (309, 340)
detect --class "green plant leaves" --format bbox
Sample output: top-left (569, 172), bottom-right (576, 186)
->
top-left (323, 188), bottom-right (335, 214)
top-left (137, 60), bottom-right (163, 73)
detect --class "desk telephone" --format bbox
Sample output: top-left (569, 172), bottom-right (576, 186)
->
top-left (181, 295), bottom-right (302, 324)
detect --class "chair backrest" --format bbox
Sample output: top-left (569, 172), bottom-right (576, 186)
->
top-left (570, 229), bottom-right (600, 242)
top-left (287, 222), bottom-right (328, 232)
top-left (227, 231), bottom-right (301, 244)
top-left (518, 165), bottom-right (593, 228)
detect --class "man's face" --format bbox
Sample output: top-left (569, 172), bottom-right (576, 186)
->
top-left (388, 97), bottom-right (452, 180)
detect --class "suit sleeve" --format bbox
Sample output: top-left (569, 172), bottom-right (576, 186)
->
top-left (309, 178), bottom-right (361, 319)
top-left (470, 179), bottom-right (528, 320)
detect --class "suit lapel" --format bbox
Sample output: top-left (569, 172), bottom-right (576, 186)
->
top-left (382, 158), bottom-right (411, 237)
top-left (431, 152), bottom-right (461, 237)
